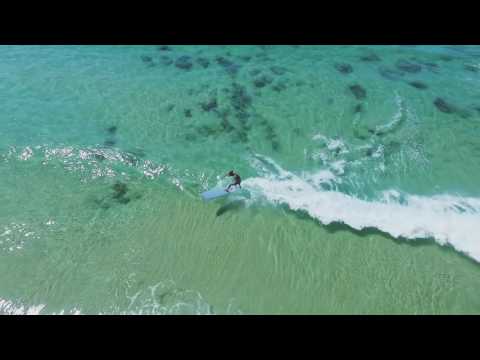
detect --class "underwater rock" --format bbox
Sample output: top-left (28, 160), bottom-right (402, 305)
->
top-left (360, 53), bottom-right (381, 62)
top-left (433, 97), bottom-right (456, 113)
top-left (249, 69), bottom-right (262, 76)
top-left (141, 55), bottom-right (153, 63)
top-left (104, 139), bottom-right (116, 147)
top-left (334, 63), bottom-right (353, 74)
top-left (94, 154), bottom-right (106, 162)
top-left (464, 64), bottom-right (479, 73)
top-left (292, 127), bottom-right (302, 136)
top-left (348, 84), bottom-right (367, 100)
top-left (200, 98), bottom-right (218, 112)
top-left (439, 55), bottom-right (454, 62)
top-left (253, 75), bottom-right (274, 88)
top-left (106, 126), bottom-right (117, 135)
top-left (408, 81), bottom-right (428, 90)
top-left (215, 56), bottom-right (240, 75)
top-left (272, 81), bottom-right (288, 92)
top-left (184, 109), bottom-right (192, 118)
top-left (378, 66), bottom-right (405, 80)
top-left (230, 83), bottom-right (252, 113)
top-left (112, 182), bottom-right (128, 199)
top-left (196, 57), bottom-right (210, 68)
top-left (354, 103), bottom-right (363, 113)
top-left (270, 66), bottom-right (287, 75)
top-left (239, 55), bottom-right (251, 62)
top-left (157, 45), bottom-right (172, 51)
top-left (396, 59), bottom-right (422, 73)
top-left (175, 56), bottom-right (193, 70)
top-left (160, 56), bottom-right (173, 66)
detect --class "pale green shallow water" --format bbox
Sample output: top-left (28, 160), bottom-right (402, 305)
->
top-left (1, 45), bottom-right (480, 314)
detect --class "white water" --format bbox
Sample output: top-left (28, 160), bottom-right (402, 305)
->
top-left (245, 155), bottom-right (480, 262)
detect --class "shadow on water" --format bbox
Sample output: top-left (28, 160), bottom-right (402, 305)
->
top-left (279, 204), bottom-right (480, 267)
top-left (216, 200), bottom-right (246, 217)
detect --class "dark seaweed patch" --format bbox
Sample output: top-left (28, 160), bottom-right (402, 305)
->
top-left (104, 139), bottom-right (116, 147)
top-left (106, 126), bottom-right (117, 135)
top-left (141, 55), bottom-right (153, 63)
top-left (354, 103), bottom-right (363, 113)
top-left (464, 64), bottom-right (479, 73)
top-left (270, 66), bottom-right (287, 75)
top-left (249, 69), bottom-right (262, 76)
top-left (157, 45), bottom-right (172, 51)
top-left (160, 56), bottom-right (173, 66)
top-left (334, 63), bottom-right (353, 74)
top-left (408, 81), bottom-right (428, 90)
top-left (112, 182), bottom-right (128, 199)
top-left (196, 57), bottom-right (210, 68)
top-left (396, 59), bottom-right (422, 73)
top-left (272, 81), bottom-right (288, 92)
top-left (433, 97), bottom-right (456, 114)
top-left (439, 55), bottom-right (453, 62)
top-left (215, 56), bottom-right (240, 76)
top-left (175, 56), bottom-right (193, 70)
top-left (239, 55), bottom-right (251, 62)
top-left (348, 84), bottom-right (367, 100)
top-left (184, 109), bottom-right (192, 118)
top-left (253, 75), bottom-right (274, 88)
top-left (200, 98), bottom-right (218, 112)
top-left (360, 53), bottom-right (381, 62)
top-left (230, 83), bottom-right (252, 113)
top-left (378, 66), bottom-right (405, 81)
top-left (293, 127), bottom-right (302, 136)
top-left (166, 104), bottom-right (174, 112)
top-left (94, 154), bottom-right (106, 162)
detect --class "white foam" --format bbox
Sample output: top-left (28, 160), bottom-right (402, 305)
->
top-left (245, 155), bottom-right (480, 262)
top-left (0, 298), bottom-right (45, 315)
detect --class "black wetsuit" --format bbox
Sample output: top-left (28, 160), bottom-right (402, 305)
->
top-left (226, 173), bottom-right (241, 192)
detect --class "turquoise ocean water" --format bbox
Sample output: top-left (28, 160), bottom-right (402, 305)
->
top-left (1, 45), bottom-right (480, 314)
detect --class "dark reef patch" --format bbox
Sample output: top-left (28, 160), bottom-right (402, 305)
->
top-left (348, 84), bottom-right (367, 100)
top-left (200, 98), bottom-right (218, 112)
top-left (106, 126), bottom-right (117, 135)
top-left (196, 57), bottom-right (210, 68)
top-left (360, 53), bottom-right (381, 62)
top-left (157, 45), bottom-right (172, 51)
top-left (408, 81), bottom-right (428, 90)
top-left (334, 63), bottom-right (353, 74)
top-left (272, 81), bottom-right (288, 92)
top-left (249, 69), bottom-right (262, 76)
top-left (395, 59), bottom-right (422, 73)
top-left (215, 56), bottom-right (240, 76)
top-left (378, 66), bottom-right (405, 81)
top-left (433, 97), bottom-right (456, 114)
top-left (270, 66), bottom-right (287, 75)
top-left (141, 55), bottom-right (153, 63)
top-left (160, 56), bottom-right (173, 66)
top-left (439, 55), bottom-right (454, 62)
top-left (166, 104), bottom-right (175, 112)
top-left (354, 103), bottom-right (364, 114)
top-left (184, 109), bottom-right (192, 118)
top-left (175, 56), bottom-right (193, 70)
top-left (253, 75), bottom-right (274, 88)
top-left (112, 182), bottom-right (128, 199)
top-left (464, 64), bottom-right (479, 73)
top-left (239, 55), bottom-right (251, 62)
top-left (104, 139), bottom-right (116, 147)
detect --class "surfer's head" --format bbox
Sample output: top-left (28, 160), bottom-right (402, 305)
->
top-left (228, 170), bottom-right (235, 176)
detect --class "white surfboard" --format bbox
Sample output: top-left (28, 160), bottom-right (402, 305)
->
top-left (201, 186), bottom-right (240, 201)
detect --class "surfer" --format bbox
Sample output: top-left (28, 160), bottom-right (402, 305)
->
top-left (225, 170), bottom-right (241, 192)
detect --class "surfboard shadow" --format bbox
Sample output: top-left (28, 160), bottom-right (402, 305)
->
top-left (216, 200), bottom-right (246, 217)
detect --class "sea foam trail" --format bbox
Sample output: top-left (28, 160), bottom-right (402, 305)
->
top-left (244, 156), bottom-right (480, 263)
